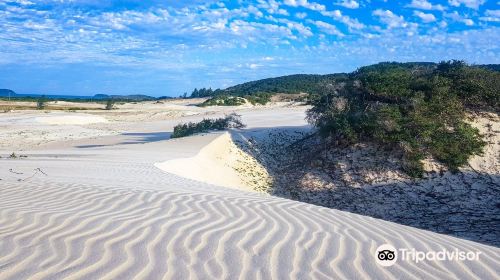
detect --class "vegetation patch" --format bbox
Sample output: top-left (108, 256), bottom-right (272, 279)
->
top-left (171, 113), bottom-right (246, 138)
top-left (199, 95), bottom-right (247, 107)
top-left (245, 93), bottom-right (272, 105)
top-left (36, 96), bottom-right (46, 110)
top-left (105, 99), bottom-right (115, 110)
top-left (307, 61), bottom-right (497, 177)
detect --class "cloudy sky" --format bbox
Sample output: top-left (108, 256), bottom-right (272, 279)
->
top-left (0, 0), bottom-right (498, 96)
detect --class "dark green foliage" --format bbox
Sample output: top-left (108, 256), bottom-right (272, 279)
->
top-left (435, 60), bottom-right (500, 110)
top-left (199, 95), bottom-right (247, 107)
top-left (476, 64), bottom-right (500, 72)
top-left (171, 113), bottom-right (246, 138)
top-left (307, 61), bottom-right (496, 177)
top-left (428, 123), bottom-right (485, 171)
top-left (190, 88), bottom-right (223, 98)
top-left (223, 74), bottom-right (344, 96)
top-left (36, 96), bottom-right (46, 110)
top-left (186, 62), bottom-right (498, 101)
top-left (105, 99), bottom-right (114, 110)
top-left (188, 74), bottom-right (346, 98)
top-left (245, 92), bottom-right (271, 105)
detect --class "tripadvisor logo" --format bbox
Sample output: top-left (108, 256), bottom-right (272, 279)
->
top-left (375, 244), bottom-right (482, 267)
top-left (375, 244), bottom-right (398, 267)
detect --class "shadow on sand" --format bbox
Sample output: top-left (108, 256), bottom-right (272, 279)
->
top-left (76, 132), bottom-right (172, 148)
top-left (231, 126), bottom-right (500, 247)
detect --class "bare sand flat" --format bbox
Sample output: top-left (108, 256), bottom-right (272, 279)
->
top-left (0, 103), bottom-right (499, 279)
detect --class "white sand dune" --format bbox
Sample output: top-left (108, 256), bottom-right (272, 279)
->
top-left (35, 114), bottom-right (108, 125)
top-left (155, 132), bottom-right (270, 192)
top-left (0, 107), bottom-right (499, 279)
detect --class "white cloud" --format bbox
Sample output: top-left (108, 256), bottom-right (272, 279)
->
top-left (448, 0), bottom-right (486, 9)
top-left (446, 11), bottom-right (475, 25)
top-left (322, 9), bottom-right (365, 30)
top-left (414, 11), bottom-right (437, 22)
top-left (463, 18), bottom-right (474, 25)
top-left (277, 8), bottom-right (289, 16)
top-left (485, 9), bottom-right (500, 18)
top-left (335, 0), bottom-right (360, 9)
top-left (9, 0), bottom-right (34, 5)
top-left (295, 12), bottom-right (307, 19)
top-left (0, 0), bottom-right (496, 72)
top-left (479, 16), bottom-right (500, 22)
top-left (256, 0), bottom-right (281, 15)
top-left (307, 20), bottom-right (344, 36)
top-left (249, 63), bottom-right (262, 69)
top-left (283, 0), bottom-right (326, 12)
top-left (276, 18), bottom-right (314, 37)
top-left (373, 9), bottom-right (408, 28)
top-left (408, 0), bottom-right (445, 11)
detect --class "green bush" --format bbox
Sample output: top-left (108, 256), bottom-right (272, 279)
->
top-left (199, 95), bottom-right (247, 107)
top-left (245, 93), bottom-right (271, 105)
top-left (171, 113), bottom-right (246, 138)
top-left (307, 61), bottom-right (494, 177)
top-left (105, 99), bottom-right (115, 110)
top-left (36, 96), bottom-right (46, 110)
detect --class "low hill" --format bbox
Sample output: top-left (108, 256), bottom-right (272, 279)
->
top-left (189, 62), bottom-right (500, 98)
top-left (0, 91), bottom-right (157, 102)
top-left (221, 74), bottom-right (344, 96)
top-left (93, 94), bottom-right (157, 101)
top-left (477, 64), bottom-right (500, 72)
top-left (0, 89), bottom-right (17, 97)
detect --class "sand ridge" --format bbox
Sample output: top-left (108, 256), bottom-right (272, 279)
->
top-left (155, 131), bottom-right (271, 192)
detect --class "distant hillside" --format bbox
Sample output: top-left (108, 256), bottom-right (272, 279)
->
top-left (190, 74), bottom-right (345, 98)
top-left (0, 91), bottom-right (157, 101)
top-left (190, 62), bottom-right (499, 98)
top-left (0, 89), bottom-right (17, 97)
top-left (93, 94), bottom-right (157, 101)
top-left (477, 64), bottom-right (500, 72)
top-left (222, 74), bottom-right (345, 96)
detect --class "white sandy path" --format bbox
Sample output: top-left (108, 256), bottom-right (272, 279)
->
top-left (35, 114), bottom-right (107, 125)
top-left (0, 109), bottom-right (498, 279)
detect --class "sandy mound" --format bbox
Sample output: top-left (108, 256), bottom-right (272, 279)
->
top-left (155, 132), bottom-right (271, 192)
top-left (35, 114), bottom-right (108, 125)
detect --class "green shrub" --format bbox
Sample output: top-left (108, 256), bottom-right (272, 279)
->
top-left (245, 93), bottom-right (271, 105)
top-left (199, 95), bottom-right (246, 107)
top-left (105, 99), bottom-right (115, 110)
top-left (307, 61), bottom-right (493, 177)
top-left (171, 113), bottom-right (246, 138)
top-left (36, 96), bottom-right (46, 110)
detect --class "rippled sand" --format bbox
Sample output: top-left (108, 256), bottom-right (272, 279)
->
top-left (0, 103), bottom-right (498, 279)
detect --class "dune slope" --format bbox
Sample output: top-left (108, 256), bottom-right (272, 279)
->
top-left (0, 106), bottom-right (498, 280)
top-left (0, 137), bottom-right (498, 280)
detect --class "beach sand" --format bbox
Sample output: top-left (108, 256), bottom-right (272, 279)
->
top-left (0, 100), bottom-right (498, 279)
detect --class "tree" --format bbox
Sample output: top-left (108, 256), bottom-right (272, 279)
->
top-left (105, 99), bottom-right (114, 110)
top-left (307, 61), bottom-right (490, 177)
top-left (36, 95), bottom-right (46, 110)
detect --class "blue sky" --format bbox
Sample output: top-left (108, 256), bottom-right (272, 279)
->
top-left (0, 0), bottom-right (498, 96)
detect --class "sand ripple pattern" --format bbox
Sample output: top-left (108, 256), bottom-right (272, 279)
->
top-left (1, 143), bottom-right (499, 280)
top-left (0, 176), bottom-right (498, 280)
